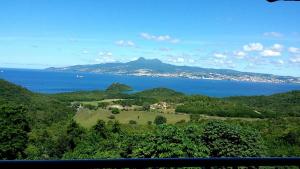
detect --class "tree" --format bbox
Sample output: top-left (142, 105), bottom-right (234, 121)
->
top-left (66, 120), bottom-right (85, 150)
top-left (142, 103), bottom-right (150, 111)
top-left (130, 125), bottom-right (209, 158)
top-left (190, 114), bottom-right (200, 122)
top-left (93, 120), bottom-right (108, 138)
top-left (111, 108), bottom-right (120, 114)
top-left (0, 104), bottom-right (30, 159)
top-left (129, 120), bottom-right (137, 125)
top-left (83, 104), bottom-right (97, 110)
top-left (108, 115), bottom-right (115, 119)
top-left (71, 102), bottom-right (81, 109)
top-left (154, 115), bottom-right (167, 125)
top-left (111, 121), bottom-right (121, 133)
top-left (98, 102), bottom-right (109, 109)
top-left (202, 121), bottom-right (265, 157)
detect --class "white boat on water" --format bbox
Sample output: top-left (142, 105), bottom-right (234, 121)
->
top-left (76, 75), bottom-right (84, 78)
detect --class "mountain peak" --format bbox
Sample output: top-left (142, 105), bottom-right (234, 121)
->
top-left (136, 57), bottom-right (146, 61)
top-left (131, 57), bottom-right (162, 64)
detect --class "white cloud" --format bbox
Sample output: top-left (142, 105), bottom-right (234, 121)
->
top-left (213, 53), bottom-right (227, 59)
top-left (166, 53), bottom-right (196, 65)
top-left (213, 59), bottom-right (235, 68)
top-left (95, 51), bottom-right (116, 63)
top-left (276, 59), bottom-right (284, 65)
top-left (260, 49), bottom-right (281, 57)
top-left (233, 51), bottom-right (246, 59)
top-left (271, 44), bottom-right (284, 51)
top-left (243, 43), bottom-right (264, 51)
top-left (115, 40), bottom-right (135, 47)
top-left (140, 32), bottom-right (180, 43)
top-left (288, 47), bottom-right (300, 54)
top-left (98, 51), bottom-right (113, 56)
top-left (158, 47), bottom-right (171, 51)
top-left (169, 57), bottom-right (185, 63)
top-left (263, 32), bottom-right (283, 38)
top-left (259, 44), bottom-right (283, 57)
top-left (290, 56), bottom-right (300, 63)
top-left (82, 50), bottom-right (89, 54)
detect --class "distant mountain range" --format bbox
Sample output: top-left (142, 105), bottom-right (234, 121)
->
top-left (46, 57), bottom-right (300, 83)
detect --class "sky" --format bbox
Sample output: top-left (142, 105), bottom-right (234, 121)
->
top-left (0, 0), bottom-right (300, 76)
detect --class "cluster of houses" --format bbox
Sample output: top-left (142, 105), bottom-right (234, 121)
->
top-left (76, 101), bottom-right (170, 112)
top-left (150, 102), bottom-right (168, 110)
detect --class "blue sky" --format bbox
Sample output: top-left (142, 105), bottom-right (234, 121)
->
top-left (0, 0), bottom-right (300, 76)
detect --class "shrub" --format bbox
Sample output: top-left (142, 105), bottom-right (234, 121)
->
top-left (147, 121), bottom-right (152, 125)
top-left (83, 104), bottom-right (97, 110)
top-left (129, 120), bottom-right (137, 125)
top-left (108, 115), bottom-right (115, 119)
top-left (142, 103), bottom-right (150, 111)
top-left (111, 121), bottom-right (121, 133)
top-left (202, 121), bottom-right (265, 157)
top-left (154, 115), bottom-right (167, 125)
top-left (72, 102), bottom-right (81, 109)
top-left (131, 125), bottom-right (209, 158)
top-left (190, 114), bottom-right (201, 122)
top-left (93, 120), bottom-right (108, 138)
top-left (0, 105), bottom-right (30, 159)
top-left (98, 102), bottom-right (109, 109)
top-left (176, 119), bottom-right (186, 124)
top-left (111, 108), bottom-right (120, 114)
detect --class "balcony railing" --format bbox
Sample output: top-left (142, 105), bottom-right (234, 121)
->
top-left (0, 157), bottom-right (300, 169)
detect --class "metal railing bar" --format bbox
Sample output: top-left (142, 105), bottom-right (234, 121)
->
top-left (0, 157), bottom-right (299, 169)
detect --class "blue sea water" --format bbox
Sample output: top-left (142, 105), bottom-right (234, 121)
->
top-left (1, 68), bottom-right (300, 97)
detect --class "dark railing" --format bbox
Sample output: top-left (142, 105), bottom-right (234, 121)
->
top-left (0, 157), bottom-right (300, 169)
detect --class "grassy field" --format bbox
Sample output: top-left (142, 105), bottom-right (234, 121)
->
top-left (74, 108), bottom-right (190, 128)
top-left (75, 99), bottom-right (261, 128)
top-left (79, 99), bottom-right (124, 106)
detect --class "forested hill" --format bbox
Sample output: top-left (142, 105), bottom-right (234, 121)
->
top-left (226, 90), bottom-right (300, 117)
top-left (0, 79), bottom-right (75, 128)
top-left (0, 79), bottom-right (32, 105)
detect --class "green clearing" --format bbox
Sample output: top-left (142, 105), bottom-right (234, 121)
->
top-left (74, 108), bottom-right (190, 128)
top-left (75, 99), bottom-right (260, 128)
top-left (79, 99), bottom-right (125, 106)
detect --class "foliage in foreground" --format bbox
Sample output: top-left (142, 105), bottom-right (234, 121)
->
top-left (0, 105), bottom-right (30, 159)
top-left (60, 120), bottom-right (265, 159)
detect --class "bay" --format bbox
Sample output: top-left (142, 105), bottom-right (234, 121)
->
top-left (1, 68), bottom-right (300, 97)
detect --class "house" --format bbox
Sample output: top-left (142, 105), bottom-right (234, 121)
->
top-left (108, 104), bottom-right (124, 110)
top-left (150, 102), bottom-right (168, 110)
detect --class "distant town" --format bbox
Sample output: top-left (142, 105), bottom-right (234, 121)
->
top-left (47, 57), bottom-right (300, 84)
top-left (128, 69), bottom-right (298, 83)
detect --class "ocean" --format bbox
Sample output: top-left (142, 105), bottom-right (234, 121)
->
top-left (1, 68), bottom-right (300, 97)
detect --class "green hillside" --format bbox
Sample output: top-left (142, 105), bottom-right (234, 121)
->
top-left (226, 91), bottom-right (300, 117)
top-left (0, 79), bottom-right (75, 127)
top-left (0, 79), bottom-right (32, 105)
top-left (134, 88), bottom-right (185, 103)
top-left (105, 83), bottom-right (132, 93)
top-left (175, 95), bottom-right (260, 118)
top-left (1, 79), bottom-right (300, 159)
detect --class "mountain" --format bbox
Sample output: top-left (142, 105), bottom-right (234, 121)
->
top-left (46, 57), bottom-right (300, 83)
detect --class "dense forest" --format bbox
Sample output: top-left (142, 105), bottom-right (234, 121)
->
top-left (0, 79), bottom-right (300, 160)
